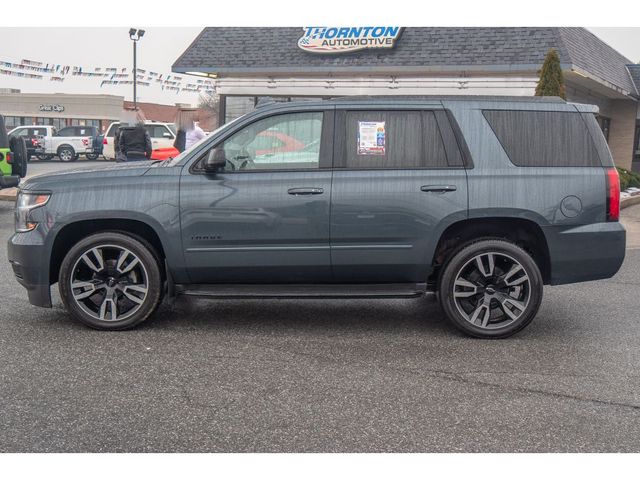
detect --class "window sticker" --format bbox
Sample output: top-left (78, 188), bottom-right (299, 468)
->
top-left (357, 121), bottom-right (385, 155)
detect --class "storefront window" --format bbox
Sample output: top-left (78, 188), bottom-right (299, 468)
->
top-left (70, 119), bottom-right (101, 128)
top-left (632, 121), bottom-right (640, 173)
top-left (4, 116), bottom-right (25, 130)
top-left (598, 116), bottom-right (611, 142)
top-left (224, 96), bottom-right (326, 124)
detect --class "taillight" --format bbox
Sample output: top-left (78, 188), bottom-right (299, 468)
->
top-left (82, 138), bottom-right (89, 146)
top-left (103, 137), bottom-right (108, 145)
top-left (6, 152), bottom-right (12, 164)
top-left (605, 168), bottom-right (620, 222)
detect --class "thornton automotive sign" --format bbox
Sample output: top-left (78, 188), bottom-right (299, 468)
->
top-left (298, 27), bottom-right (402, 53)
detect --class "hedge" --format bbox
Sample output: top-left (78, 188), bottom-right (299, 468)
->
top-left (617, 167), bottom-right (640, 191)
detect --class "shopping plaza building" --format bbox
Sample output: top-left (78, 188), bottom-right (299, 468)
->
top-left (0, 91), bottom-right (201, 133)
top-left (173, 27), bottom-right (640, 171)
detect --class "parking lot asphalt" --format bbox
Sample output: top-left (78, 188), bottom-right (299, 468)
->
top-left (1, 200), bottom-right (640, 452)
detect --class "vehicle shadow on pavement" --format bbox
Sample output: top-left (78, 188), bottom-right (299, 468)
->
top-left (144, 295), bottom-right (456, 336)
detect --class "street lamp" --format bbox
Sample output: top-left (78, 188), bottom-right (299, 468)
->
top-left (128, 28), bottom-right (145, 110)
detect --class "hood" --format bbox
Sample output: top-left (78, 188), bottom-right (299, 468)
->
top-left (20, 161), bottom-right (156, 191)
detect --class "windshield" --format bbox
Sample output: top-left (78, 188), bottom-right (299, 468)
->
top-left (164, 116), bottom-right (243, 167)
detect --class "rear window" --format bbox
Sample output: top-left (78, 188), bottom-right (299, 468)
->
top-left (29, 127), bottom-right (48, 137)
top-left (106, 123), bottom-right (120, 137)
top-left (483, 110), bottom-right (601, 167)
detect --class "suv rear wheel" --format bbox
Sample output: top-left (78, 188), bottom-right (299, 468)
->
top-left (439, 239), bottom-right (543, 339)
top-left (59, 232), bottom-right (162, 330)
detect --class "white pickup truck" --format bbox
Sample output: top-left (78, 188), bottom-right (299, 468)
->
top-left (29, 125), bottom-right (94, 162)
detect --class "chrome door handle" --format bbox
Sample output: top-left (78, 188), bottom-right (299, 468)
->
top-left (288, 187), bottom-right (324, 195)
top-left (421, 185), bottom-right (457, 193)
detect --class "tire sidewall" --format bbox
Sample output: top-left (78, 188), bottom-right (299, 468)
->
top-left (57, 146), bottom-right (75, 162)
top-left (9, 136), bottom-right (28, 177)
top-left (59, 232), bottom-right (162, 330)
top-left (439, 239), bottom-right (543, 339)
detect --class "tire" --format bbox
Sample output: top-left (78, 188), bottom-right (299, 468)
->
top-left (85, 153), bottom-right (99, 160)
top-left (438, 239), bottom-right (543, 339)
top-left (58, 232), bottom-right (163, 330)
top-left (9, 136), bottom-right (28, 177)
top-left (57, 145), bottom-right (76, 162)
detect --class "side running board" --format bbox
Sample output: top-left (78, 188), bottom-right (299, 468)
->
top-left (175, 283), bottom-right (428, 299)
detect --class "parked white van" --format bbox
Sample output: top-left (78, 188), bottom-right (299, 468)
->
top-left (102, 122), bottom-right (176, 160)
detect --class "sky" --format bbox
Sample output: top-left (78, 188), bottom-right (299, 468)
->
top-left (0, 27), bottom-right (638, 106)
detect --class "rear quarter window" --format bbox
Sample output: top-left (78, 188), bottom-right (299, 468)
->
top-left (483, 110), bottom-right (601, 167)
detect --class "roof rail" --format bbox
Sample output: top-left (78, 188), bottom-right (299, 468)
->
top-left (326, 95), bottom-right (567, 103)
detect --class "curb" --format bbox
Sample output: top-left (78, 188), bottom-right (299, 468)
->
top-left (0, 187), bottom-right (17, 202)
top-left (622, 195), bottom-right (640, 209)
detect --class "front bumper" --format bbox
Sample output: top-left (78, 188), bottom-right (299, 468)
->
top-left (544, 221), bottom-right (626, 285)
top-left (8, 233), bottom-right (52, 308)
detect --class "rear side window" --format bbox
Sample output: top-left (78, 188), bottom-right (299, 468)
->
top-left (146, 125), bottom-right (174, 138)
top-left (57, 127), bottom-right (75, 136)
top-left (344, 110), bottom-right (448, 169)
top-left (483, 110), bottom-right (600, 167)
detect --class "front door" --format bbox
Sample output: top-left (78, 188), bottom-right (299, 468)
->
top-left (180, 109), bottom-right (334, 284)
top-left (330, 108), bottom-right (469, 283)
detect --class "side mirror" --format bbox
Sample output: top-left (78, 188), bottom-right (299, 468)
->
top-left (204, 148), bottom-right (226, 172)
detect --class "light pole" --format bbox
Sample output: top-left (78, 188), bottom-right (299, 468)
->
top-left (128, 28), bottom-right (145, 110)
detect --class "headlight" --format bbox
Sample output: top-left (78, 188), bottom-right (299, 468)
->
top-left (15, 192), bottom-right (50, 233)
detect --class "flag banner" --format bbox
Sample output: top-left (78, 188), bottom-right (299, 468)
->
top-left (1, 56), bottom-right (213, 96)
top-left (21, 59), bottom-right (43, 66)
top-left (0, 68), bottom-right (43, 79)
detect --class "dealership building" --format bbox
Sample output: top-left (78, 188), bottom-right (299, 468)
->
top-left (173, 27), bottom-right (640, 171)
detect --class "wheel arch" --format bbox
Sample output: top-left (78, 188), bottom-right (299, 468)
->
top-left (430, 216), bottom-right (551, 285)
top-left (56, 143), bottom-right (75, 153)
top-left (49, 216), bottom-right (169, 285)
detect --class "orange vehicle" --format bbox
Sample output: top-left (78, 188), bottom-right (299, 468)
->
top-left (151, 147), bottom-right (179, 161)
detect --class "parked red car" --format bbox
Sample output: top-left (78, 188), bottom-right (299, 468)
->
top-left (254, 131), bottom-right (305, 155)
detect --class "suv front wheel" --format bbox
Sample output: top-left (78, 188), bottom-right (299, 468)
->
top-left (59, 232), bottom-right (163, 330)
top-left (439, 239), bottom-right (543, 339)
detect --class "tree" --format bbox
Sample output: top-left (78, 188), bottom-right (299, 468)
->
top-left (198, 92), bottom-right (220, 130)
top-left (535, 48), bottom-right (566, 99)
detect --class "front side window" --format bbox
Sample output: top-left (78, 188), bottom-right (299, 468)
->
top-left (217, 112), bottom-right (323, 171)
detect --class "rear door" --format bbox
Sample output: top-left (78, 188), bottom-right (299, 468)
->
top-left (330, 106), bottom-right (469, 282)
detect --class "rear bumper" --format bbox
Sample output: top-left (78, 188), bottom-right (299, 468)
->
top-left (543, 222), bottom-right (626, 285)
top-left (7, 234), bottom-right (52, 308)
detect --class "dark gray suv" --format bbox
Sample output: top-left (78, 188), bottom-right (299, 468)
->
top-left (7, 96), bottom-right (626, 338)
